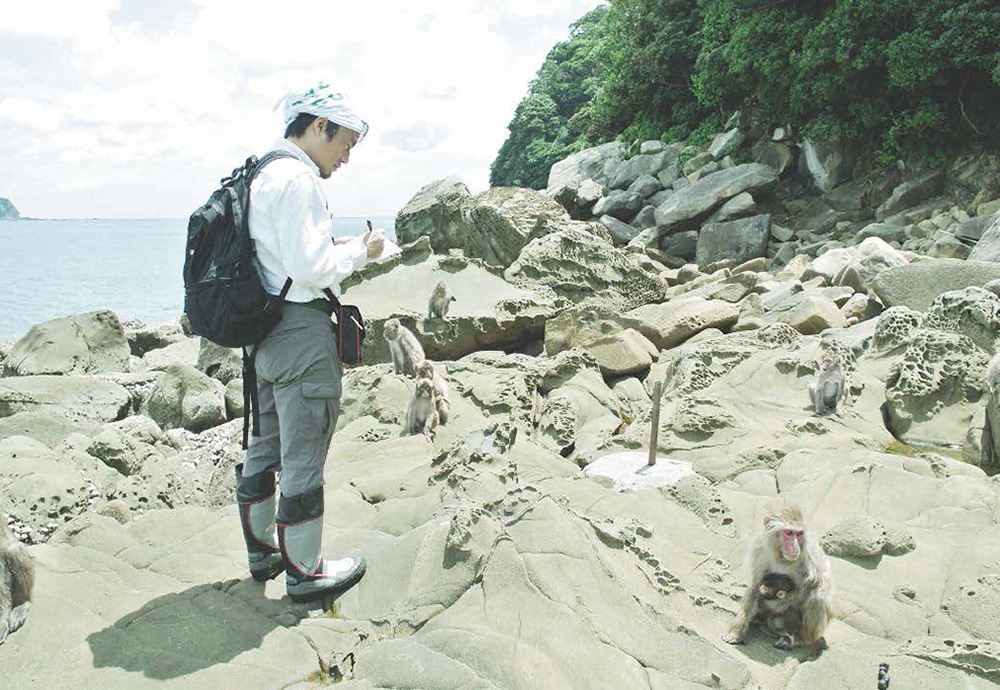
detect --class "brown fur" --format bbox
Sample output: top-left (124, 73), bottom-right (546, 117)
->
top-left (0, 514), bottom-right (34, 645)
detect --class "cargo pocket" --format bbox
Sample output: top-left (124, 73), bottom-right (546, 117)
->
top-left (300, 380), bottom-right (342, 438)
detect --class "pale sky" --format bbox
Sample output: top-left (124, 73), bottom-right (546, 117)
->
top-left (0, 0), bottom-right (605, 219)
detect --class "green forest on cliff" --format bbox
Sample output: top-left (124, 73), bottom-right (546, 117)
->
top-left (490, 0), bottom-right (1000, 189)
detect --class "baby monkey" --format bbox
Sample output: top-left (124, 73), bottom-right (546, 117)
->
top-left (427, 281), bottom-right (456, 319)
top-left (417, 360), bottom-right (451, 425)
top-left (756, 573), bottom-right (802, 650)
top-left (383, 318), bottom-right (426, 377)
top-left (809, 356), bottom-right (845, 415)
top-left (405, 377), bottom-right (439, 438)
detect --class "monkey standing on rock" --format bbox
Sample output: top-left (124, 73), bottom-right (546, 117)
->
top-left (383, 318), bottom-right (425, 377)
top-left (809, 356), bottom-right (845, 415)
top-left (427, 281), bottom-right (456, 319)
top-left (0, 514), bottom-right (34, 645)
top-left (417, 360), bottom-right (450, 425)
top-left (723, 504), bottom-right (833, 649)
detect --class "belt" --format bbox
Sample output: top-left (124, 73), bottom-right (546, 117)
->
top-left (284, 298), bottom-right (335, 316)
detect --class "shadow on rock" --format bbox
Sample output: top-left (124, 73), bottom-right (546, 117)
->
top-left (86, 579), bottom-right (298, 680)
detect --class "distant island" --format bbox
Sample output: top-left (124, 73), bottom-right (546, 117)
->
top-left (0, 197), bottom-right (20, 219)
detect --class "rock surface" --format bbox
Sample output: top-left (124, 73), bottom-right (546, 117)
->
top-left (394, 176), bottom-right (471, 253)
top-left (7, 310), bottom-right (130, 376)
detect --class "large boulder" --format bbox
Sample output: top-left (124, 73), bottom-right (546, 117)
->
top-left (143, 337), bottom-right (200, 370)
top-left (634, 164), bottom-right (778, 244)
top-left (0, 375), bottom-right (130, 424)
top-left (592, 190), bottom-right (643, 221)
top-left (871, 259), bottom-right (1000, 312)
top-left (463, 187), bottom-right (599, 268)
top-left (505, 229), bottom-right (665, 312)
top-left (143, 364), bottom-right (227, 433)
top-left (544, 304), bottom-right (660, 356)
top-left (394, 176), bottom-right (471, 253)
top-left (547, 141), bottom-right (625, 191)
top-left (552, 178), bottom-right (605, 220)
top-left (968, 215), bottom-right (1000, 262)
top-left (798, 138), bottom-right (856, 192)
top-left (875, 169), bottom-right (946, 221)
top-left (695, 214), bottom-right (771, 267)
top-left (598, 215), bottom-right (641, 246)
top-left (924, 287), bottom-right (1000, 355)
top-left (882, 329), bottom-right (989, 449)
top-left (196, 339), bottom-right (242, 384)
top-left (753, 141), bottom-right (796, 176)
top-left (832, 237), bottom-right (909, 293)
top-left (627, 297), bottom-right (739, 349)
top-left (122, 320), bottom-right (186, 357)
top-left (765, 294), bottom-right (848, 335)
top-left (610, 151), bottom-right (678, 190)
top-left (86, 424), bottom-right (162, 477)
top-left (341, 242), bottom-right (556, 364)
top-left (7, 310), bottom-right (130, 376)
top-left (707, 128), bottom-right (744, 160)
top-left (583, 329), bottom-right (659, 377)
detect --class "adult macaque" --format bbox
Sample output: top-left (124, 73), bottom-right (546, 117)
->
top-left (723, 505), bottom-right (833, 648)
top-left (809, 357), bottom-right (845, 415)
top-left (0, 514), bottom-right (34, 645)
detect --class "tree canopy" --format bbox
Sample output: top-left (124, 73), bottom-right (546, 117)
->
top-left (491, 0), bottom-right (1000, 188)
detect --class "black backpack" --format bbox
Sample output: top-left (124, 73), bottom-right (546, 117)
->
top-left (183, 151), bottom-right (294, 348)
top-left (183, 151), bottom-right (295, 448)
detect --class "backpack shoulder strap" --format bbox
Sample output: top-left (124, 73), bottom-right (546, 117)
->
top-left (248, 150), bottom-right (298, 184)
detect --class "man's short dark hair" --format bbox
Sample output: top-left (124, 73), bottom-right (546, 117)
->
top-left (284, 113), bottom-right (340, 140)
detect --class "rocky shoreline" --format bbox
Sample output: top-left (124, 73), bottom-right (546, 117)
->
top-left (2, 124), bottom-right (1000, 688)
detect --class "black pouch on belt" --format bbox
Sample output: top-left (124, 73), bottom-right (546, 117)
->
top-left (323, 288), bottom-right (366, 365)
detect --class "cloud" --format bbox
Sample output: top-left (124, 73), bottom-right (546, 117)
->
top-left (110, 0), bottom-right (199, 36)
top-left (381, 123), bottom-right (450, 153)
top-left (0, 0), bottom-right (607, 218)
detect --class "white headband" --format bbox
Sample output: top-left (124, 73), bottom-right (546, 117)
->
top-left (275, 83), bottom-right (368, 142)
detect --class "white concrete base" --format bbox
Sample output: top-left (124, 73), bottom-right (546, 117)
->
top-left (583, 451), bottom-right (694, 491)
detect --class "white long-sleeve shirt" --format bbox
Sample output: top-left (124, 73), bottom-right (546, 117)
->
top-left (248, 138), bottom-right (367, 301)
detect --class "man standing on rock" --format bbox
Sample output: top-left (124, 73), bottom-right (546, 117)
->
top-left (235, 82), bottom-right (383, 603)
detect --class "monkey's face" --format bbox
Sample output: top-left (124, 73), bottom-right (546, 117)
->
top-left (758, 584), bottom-right (787, 600)
top-left (416, 380), bottom-right (434, 397)
top-left (777, 527), bottom-right (804, 561)
top-left (822, 357), bottom-right (836, 372)
top-left (383, 319), bottom-right (399, 339)
top-left (417, 362), bottom-right (433, 378)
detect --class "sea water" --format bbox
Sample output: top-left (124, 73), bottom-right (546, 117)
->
top-left (0, 217), bottom-right (396, 341)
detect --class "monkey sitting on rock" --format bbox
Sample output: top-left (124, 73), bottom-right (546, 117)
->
top-left (809, 356), bottom-right (845, 416)
top-left (383, 318), bottom-right (426, 377)
top-left (1, 513), bottom-right (34, 645)
top-left (405, 377), bottom-right (439, 438)
top-left (416, 360), bottom-right (450, 425)
top-left (723, 504), bottom-right (833, 649)
top-left (427, 281), bottom-right (456, 319)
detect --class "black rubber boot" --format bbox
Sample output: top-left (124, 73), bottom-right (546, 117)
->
top-left (235, 463), bottom-right (283, 581)
top-left (277, 487), bottom-right (366, 603)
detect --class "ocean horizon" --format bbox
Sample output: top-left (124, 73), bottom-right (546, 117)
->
top-left (0, 216), bottom-right (397, 342)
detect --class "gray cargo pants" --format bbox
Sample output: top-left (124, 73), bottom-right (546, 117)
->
top-left (242, 303), bottom-right (342, 497)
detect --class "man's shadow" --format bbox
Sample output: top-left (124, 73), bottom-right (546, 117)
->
top-left (86, 578), bottom-right (319, 680)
